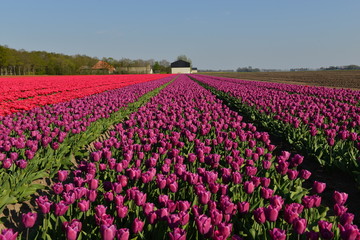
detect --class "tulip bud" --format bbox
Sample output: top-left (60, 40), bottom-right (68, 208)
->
top-left (293, 218), bottom-right (307, 234)
top-left (269, 228), bottom-right (286, 240)
top-left (333, 191), bottom-right (348, 205)
top-left (58, 170), bottom-right (69, 182)
top-left (63, 219), bottom-right (82, 240)
top-left (169, 228), bottom-right (186, 240)
top-left (195, 214), bottom-right (212, 235)
top-left (22, 212), bottom-right (37, 228)
top-left (0, 228), bottom-right (18, 240)
top-left (253, 207), bottom-right (266, 224)
top-left (116, 228), bottom-right (130, 240)
top-left (100, 224), bottom-right (116, 240)
top-left (132, 218), bottom-right (144, 234)
top-left (78, 200), bottom-right (90, 212)
top-left (312, 181), bottom-right (326, 194)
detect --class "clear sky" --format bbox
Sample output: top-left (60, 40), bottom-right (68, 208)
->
top-left (1, 0), bottom-right (359, 70)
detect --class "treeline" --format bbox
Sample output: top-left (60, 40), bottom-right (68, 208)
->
top-left (319, 65), bottom-right (360, 71)
top-left (0, 45), bottom-right (171, 75)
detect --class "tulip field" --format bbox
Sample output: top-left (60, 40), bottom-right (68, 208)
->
top-left (0, 74), bottom-right (359, 239)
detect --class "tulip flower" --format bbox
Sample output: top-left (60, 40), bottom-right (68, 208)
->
top-left (265, 205), bottom-right (279, 222)
top-left (312, 181), bottom-right (326, 194)
top-left (63, 219), bottom-right (82, 240)
top-left (22, 212), bottom-right (37, 228)
top-left (0, 228), bottom-right (18, 240)
top-left (132, 218), bottom-right (144, 234)
top-left (116, 228), bottom-right (130, 240)
top-left (243, 181), bottom-right (255, 194)
top-left (100, 224), bottom-right (117, 240)
top-left (169, 228), bottom-right (186, 240)
top-left (333, 191), bottom-right (348, 205)
top-left (269, 228), bottom-right (286, 240)
top-left (293, 218), bottom-right (307, 234)
top-left (36, 196), bottom-right (52, 214)
top-left (78, 200), bottom-right (90, 212)
top-left (253, 207), bottom-right (266, 224)
top-left (54, 201), bottom-right (69, 216)
top-left (196, 214), bottom-right (212, 235)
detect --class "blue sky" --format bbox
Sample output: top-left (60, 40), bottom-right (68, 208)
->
top-left (1, 0), bottom-right (359, 70)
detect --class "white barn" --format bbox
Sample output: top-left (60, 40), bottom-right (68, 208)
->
top-left (171, 60), bottom-right (191, 74)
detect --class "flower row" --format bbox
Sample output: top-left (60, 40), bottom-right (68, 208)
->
top-left (0, 74), bottom-right (171, 116)
top-left (191, 74), bottom-right (360, 177)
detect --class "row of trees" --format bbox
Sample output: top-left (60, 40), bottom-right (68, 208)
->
top-left (0, 45), bottom-right (172, 75)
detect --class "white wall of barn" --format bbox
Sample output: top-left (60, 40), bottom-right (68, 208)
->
top-left (171, 67), bottom-right (191, 74)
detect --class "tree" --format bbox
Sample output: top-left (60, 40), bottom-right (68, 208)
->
top-left (176, 55), bottom-right (192, 67)
top-left (152, 62), bottom-right (161, 73)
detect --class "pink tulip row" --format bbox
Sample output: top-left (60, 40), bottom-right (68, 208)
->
top-left (4, 75), bottom-right (359, 239)
top-left (191, 74), bottom-right (360, 176)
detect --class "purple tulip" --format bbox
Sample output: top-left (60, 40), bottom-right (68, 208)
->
top-left (195, 214), bottom-right (212, 235)
top-left (88, 178), bottom-right (99, 190)
top-left (22, 212), bottom-right (37, 228)
top-left (78, 200), bottom-right (90, 212)
top-left (339, 223), bottom-right (360, 240)
top-left (244, 181), bottom-right (255, 194)
top-left (261, 187), bottom-right (274, 199)
top-left (253, 207), bottom-right (266, 224)
top-left (312, 181), bottom-right (326, 194)
top-left (318, 220), bottom-right (334, 239)
top-left (36, 196), bottom-right (52, 214)
top-left (340, 213), bottom-right (355, 225)
top-left (299, 169), bottom-right (312, 180)
top-left (237, 201), bottom-right (250, 214)
top-left (169, 228), bottom-right (186, 240)
top-left (116, 228), bottom-right (130, 240)
top-left (293, 218), bottom-right (307, 234)
top-left (88, 189), bottom-right (97, 202)
top-left (131, 218), bottom-right (144, 234)
top-left (116, 206), bottom-right (128, 219)
top-left (95, 205), bottom-right (107, 217)
top-left (54, 201), bottom-right (69, 216)
top-left (58, 170), bottom-right (69, 182)
top-left (100, 224), bottom-right (117, 240)
top-left (210, 209), bottom-right (223, 226)
top-left (198, 191), bottom-right (211, 205)
top-left (0, 228), bottom-right (18, 240)
top-left (15, 159), bottom-right (27, 169)
top-left (178, 211), bottom-right (190, 225)
top-left (2, 158), bottom-right (12, 169)
top-left (217, 222), bottom-right (232, 239)
top-left (333, 204), bottom-right (348, 217)
top-left (269, 228), bottom-right (286, 240)
top-left (265, 205), bottom-right (279, 222)
top-left (305, 231), bottom-right (320, 240)
top-left (63, 219), bottom-right (82, 240)
top-left (333, 191), bottom-right (348, 205)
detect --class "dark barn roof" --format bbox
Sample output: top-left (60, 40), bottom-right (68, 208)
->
top-left (171, 60), bottom-right (191, 68)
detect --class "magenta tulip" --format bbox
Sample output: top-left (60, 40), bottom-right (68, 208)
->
top-left (22, 212), bottom-right (37, 228)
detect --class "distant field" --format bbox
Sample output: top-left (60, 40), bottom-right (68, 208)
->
top-left (200, 70), bottom-right (360, 90)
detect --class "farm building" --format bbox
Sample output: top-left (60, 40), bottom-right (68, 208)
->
top-left (191, 68), bottom-right (198, 73)
top-left (117, 65), bottom-right (153, 74)
top-left (91, 61), bottom-right (116, 74)
top-left (171, 60), bottom-right (191, 74)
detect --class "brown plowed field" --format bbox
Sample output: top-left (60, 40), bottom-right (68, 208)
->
top-left (200, 70), bottom-right (360, 90)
